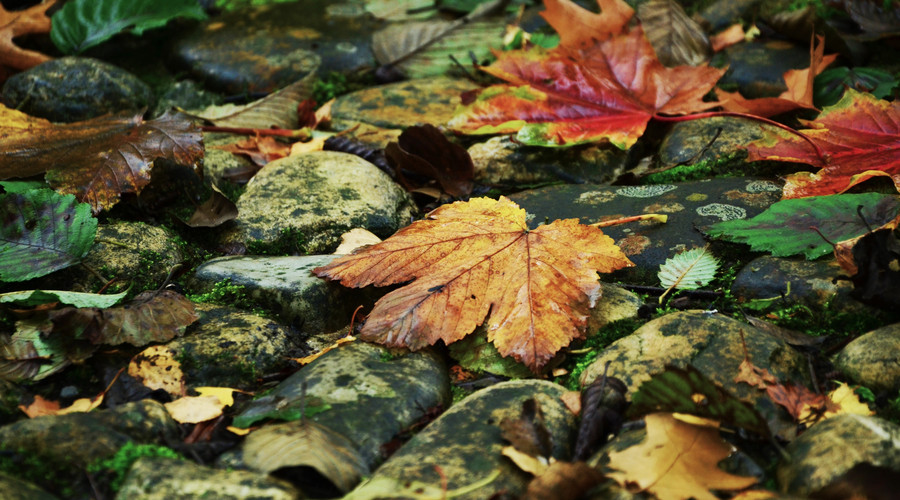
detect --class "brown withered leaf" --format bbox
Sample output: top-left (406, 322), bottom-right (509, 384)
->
top-left (192, 73), bottom-right (316, 130)
top-left (314, 196), bottom-right (633, 372)
top-left (214, 135), bottom-right (291, 167)
top-left (637, 0), bottom-right (711, 66)
top-left (185, 183), bottom-right (238, 228)
top-left (50, 289), bottom-right (199, 347)
top-left (384, 124), bottom-right (474, 198)
top-left (0, 107), bottom-right (204, 213)
top-left (500, 398), bottom-right (553, 458)
top-left (0, 0), bottom-right (55, 71)
top-left (521, 461), bottom-right (606, 500)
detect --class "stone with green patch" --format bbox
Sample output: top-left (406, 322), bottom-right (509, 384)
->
top-left (834, 322), bottom-right (900, 393)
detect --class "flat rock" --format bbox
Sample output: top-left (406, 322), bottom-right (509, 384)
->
top-left (777, 414), bottom-right (900, 496)
top-left (190, 254), bottom-right (373, 334)
top-left (117, 456), bottom-right (299, 499)
top-left (1, 57), bottom-right (152, 123)
top-left (712, 40), bottom-right (811, 98)
top-left (221, 151), bottom-right (416, 254)
top-left (579, 311), bottom-right (809, 406)
top-left (345, 380), bottom-right (576, 500)
top-left (166, 303), bottom-right (300, 389)
top-left (468, 136), bottom-right (628, 186)
top-left (508, 177), bottom-right (782, 283)
top-left (834, 323), bottom-right (900, 393)
top-left (331, 77), bottom-right (479, 129)
top-left (171, 1), bottom-right (377, 93)
top-left (228, 341), bottom-right (449, 470)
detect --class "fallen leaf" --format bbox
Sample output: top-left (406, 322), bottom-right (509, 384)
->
top-left (718, 36), bottom-right (836, 117)
top-left (314, 196), bottom-right (633, 372)
top-left (0, 107), bottom-right (204, 213)
top-left (637, 0), bottom-right (711, 66)
top-left (733, 330), bottom-right (778, 390)
top-left (0, 188), bottom-right (97, 282)
top-left (764, 382), bottom-right (829, 423)
top-left (540, 0), bottom-right (633, 48)
top-left (846, 0), bottom-right (900, 40)
top-left (165, 395), bottom-right (226, 424)
top-left (0, 319), bottom-right (71, 382)
top-left (384, 124), bottom-right (474, 198)
top-left (191, 73), bottom-right (316, 129)
top-left (18, 393), bottom-right (104, 418)
top-left (502, 446), bottom-right (550, 476)
top-left (746, 90), bottom-right (900, 198)
top-left (214, 136), bottom-right (292, 167)
top-left (185, 183), bottom-right (238, 228)
top-left (127, 345), bottom-right (186, 398)
top-left (574, 374), bottom-right (627, 461)
top-left (194, 386), bottom-right (240, 407)
top-left (288, 135), bottom-right (328, 156)
top-left (333, 229), bottom-right (382, 255)
top-left (832, 213), bottom-right (900, 309)
top-left (449, 15), bottom-right (725, 148)
top-left (0, 0), bottom-right (54, 71)
top-left (500, 398), bottom-right (553, 458)
top-left (49, 289), bottom-right (199, 347)
top-left (709, 24), bottom-right (747, 52)
top-left (607, 413), bottom-right (756, 500)
top-left (806, 382), bottom-right (874, 421)
top-left (0, 289), bottom-right (126, 308)
top-left (657, 245), bottom-right (719, 302)
top-left (520, 461), bottom-right (606, 500)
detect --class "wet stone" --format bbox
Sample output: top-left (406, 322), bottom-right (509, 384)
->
top-left (151, 79), bottom-right (222, 118)
top-left (345, 380), bottom-right (576, 500)
top-left (222, 151), bottom-right (417, 254)
top-left (508, 177), bottom-right (782, 283)
top-left (227, 341), bottom-right (449, 470)
top-left (731, 255), bottom-right (869, 311)
top-left (171, 1), bottom-right (378, 94)
top-left (117, 456), bottom-right (299, 500)
top-left (189, 254), bottom-right (374, 335)
top-left (1, 57), bottom-right (152, 123)
top-left (712, 40), bottom-right (811, 98)
top-left (776, 414), bottom-right (900, 496)
top-left (468, 136), bottom-right (629, 186)
top-left (166, 303), bottom-right (300, 389)
top-left (331, 77), bottom-right (479, 129)
top-left (200, 132), bottom-right (257, 185)
top-left (0, 472), bottom-right (58, 500)
top-left (579, 311), bottom-right (810, 408)
top-left (834, 322), bottom-right (900, 393)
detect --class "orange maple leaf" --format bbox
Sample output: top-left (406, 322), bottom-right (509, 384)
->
top-left (0, 0), bottom-right (55, 72)
top-left (314, 197), bottom-right (633, 371)
top-left (540, 0), bottom-right (633, 47)
top-left (607, 413), bottom-right (756, 500)
top-left (717, 36), bottom-right (837, 117)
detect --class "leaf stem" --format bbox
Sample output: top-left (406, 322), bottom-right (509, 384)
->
top-left (654, 112), bottom-right (827, 164)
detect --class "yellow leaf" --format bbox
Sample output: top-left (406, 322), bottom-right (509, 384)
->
top-left (194, 387), bottom-right (239, 407)
top-left (501, 445), bottom-right (550, 476)
top-left (128, 345), bottom-right (185, 398)
top-left (165, 395), bottom-right (226, 424)
top-left (607, 413), bottom-right (756, 500)
top-left (293, 336), bottom-right (356, 365)
top-left (18, 394), bottom-right (103, 418)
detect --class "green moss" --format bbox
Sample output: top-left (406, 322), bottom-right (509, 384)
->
top-left (87, 441), bottom-right (182, 494)
top-left (556, 318), bottom-right (645, 391)
top-left (0, 448), bottom-right (78, 498)
top-left (450, 385), bottom-right (471, 405)
top-left (762, 299), bottom-right (892, 338)
top-left (312, 71), bottom-right (371, 104)
top-left (246, 227), bottom-right (308, 255)
top-left (643, 151), bottom-right (748, 184)
top-left (187, 278), bottom-right (259, 312)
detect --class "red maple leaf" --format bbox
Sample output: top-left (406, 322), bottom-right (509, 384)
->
top-left (746, 90), bottom-right (900, 198)
top-left (448, 0), bottom-right (725, 149)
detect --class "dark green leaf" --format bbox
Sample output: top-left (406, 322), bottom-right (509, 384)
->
top-left (706, 193), bottom-right (900, 260)
top-left (628, 365), bottom-right (771, 437)
top-left (50, 0), bottom-right (207, 54)
top-left (0, 189), bottom-right (97, 282)
top-left (0, 289), bottom-right (127, 308)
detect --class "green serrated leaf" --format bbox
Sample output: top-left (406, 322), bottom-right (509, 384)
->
top-left (0, 181), bottom-right (48, 194)
top-left (0, 189), bottom-right (97, 282)
top-left (0, 289), bottom-right (127, 308)
top-left (706, 193), bottom-right (900, 260)
top-left (658, 247), bottom-right (718, 290)
top-left (50, 0), bottom-right (207, 54)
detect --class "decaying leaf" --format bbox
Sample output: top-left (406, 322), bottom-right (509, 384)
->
top-left (0, 189), bottom-right (97, 282)
top-left (192, 74), bottom-right (316, 130)
top-left (628, 365), bottom-right (771, 438)
top-left (384, 124), bottom-right (474, 198)
top-left (18, 393), bottom-right (103, 418)
top-left (500, 398), bottom-right (553, 459)
top-left (49, 289), bottom-right (199, 347)
top-left (607, 413), bottom-right (757, 500)
top-left (0, 0), bottom-right (55, 71)
top-left (832, 212), bottom-right (900, 310)
top-left (242, 419), bottom-right (369, 493)
top-left (165, 395), bottom-right (227, 424)
top-left (0, 106), bottom-right (204, 213)
top-left (718, 35), bottom-right (836, 117)
top-left (0, 289), bottom-right (126, 308)
top-left (707, 193), bottom-right (900, 260)
top-left (637, 0), bottom-right (711, 67)
top-left (574, 374), bottom-right (627, 461)
top-left (314, 196), bottom-right (633, 372)
top-left (449, 0), bottom-right (725, 148)
top-left (520, 461), bottom-right (606, 500)
top-left (746, 90), bottom-right (900, 198)
top-left (846, 0), bottom-right (900, 40)
top-left (127, 345), bottom-right (186, 398)
top-left (185, 183), bottom-right (238, 228)
top-left (213, 136), bottom-right (292, 168)
top-left (333, 229), bottom-right (381, 255)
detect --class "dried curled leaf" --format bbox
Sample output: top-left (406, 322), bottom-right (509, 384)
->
top-left (315, 196), bottom-right (633, 371)
top-left (0, 0), bottom-right (55, 71)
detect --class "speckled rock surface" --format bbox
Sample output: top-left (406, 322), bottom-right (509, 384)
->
top-left (166, 303), bottom-right (300, 389)
top-left (468, 136), bottom-right (629, 186)
top-left (777, 414), bottom-right (900, 496)
top-left (579, 311), bottom-right (809, 404)
top-left (228, 341), bottom-right (449, 469)
top-left (171, 1), bottom-right (377, 93)
top-left (834, 323), bottom-right (900, 393)
top-left (189, 254), bottom-right (374, 334)
top-left (345, 380), bottom-right (576, 500)
top-left (509, 177), bottom-right (782, 283)
top-left (1, 57), bottom-right (152, 122)
top-left (117, 456), bottom-right (299, 500)
top-left (331, 77), bottom-right (479, 129)
top-left (222, 151), bottom-right (417, 254)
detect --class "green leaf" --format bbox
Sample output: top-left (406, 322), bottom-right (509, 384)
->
top-left (0, 289), bottom-right (127, 308)
top-left (0, 181), bottom-right (47, 194)
top-left (628, 365), bottom-right (771, 438)
top-left (0, 319), bottom-right (75, 382)
top-left (232, 399), bottom-right (331, 429)
top-left (657, 246), bottom-right (718, 290)
top-left (50, 0), bottom-right (207, 54)
top-left (706, 193), bottom-right (900, 260)
top-left (0, 189), bottom-right (97, 282)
